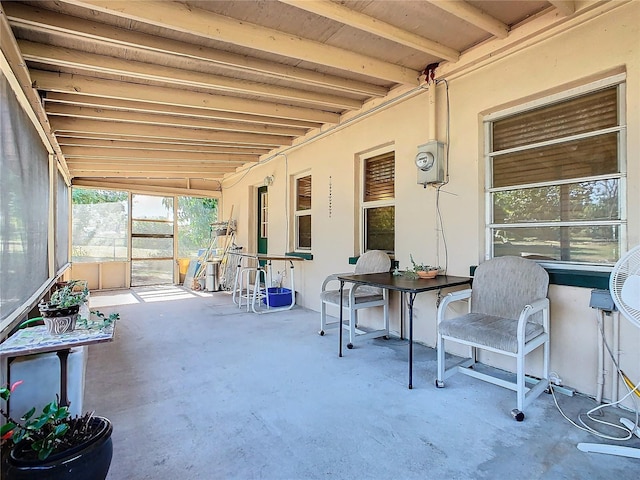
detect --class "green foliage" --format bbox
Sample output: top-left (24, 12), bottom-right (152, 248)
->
top-left (399, 254), bottom-right (440, 279)
top-left (176, 196), bottom-right (218, 256)
top-left (1, 386), bottom-right (71, 460)
top-left (409, 254), bottom-right (438, 272)
top-left (48, 280), bottom-right (89, 308)
top-left (72, 188), bottom-right (127, 204)
top-left (76, 311), bottom-right (120, 330)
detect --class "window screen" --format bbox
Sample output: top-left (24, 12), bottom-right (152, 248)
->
top-left (1, 72), bottom-right (50, 326)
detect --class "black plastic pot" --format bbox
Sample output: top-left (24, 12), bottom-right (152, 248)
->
top-left (38, 303), bottom-right (80, 318)
top-left (5, 416), bottom-right (113, 480)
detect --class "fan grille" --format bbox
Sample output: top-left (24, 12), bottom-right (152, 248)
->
top-left (610, 245), bottom-right (640, 328)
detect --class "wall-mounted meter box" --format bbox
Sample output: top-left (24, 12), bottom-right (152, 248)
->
top-left (589, 289), bottom-right (616, 311)
top-left (416, 141), bottom-right (445, 185)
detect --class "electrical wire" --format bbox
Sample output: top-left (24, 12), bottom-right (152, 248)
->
top-left (550, 308), bottom-right (640, 441)
top-left (434, 78), bottom-right (450, 273)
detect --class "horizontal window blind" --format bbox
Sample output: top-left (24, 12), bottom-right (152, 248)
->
top-left (492, 87), bottom-right (618, 152)
top-left (296, 175), bottom-right (311, 210)
top-left (493, 133), bottom-right (618, 188)
top-left (364, 152), bottom-right (395, 202)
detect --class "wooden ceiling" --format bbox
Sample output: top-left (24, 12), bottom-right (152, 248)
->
top-left (1, 0), bottom-right (585, 196)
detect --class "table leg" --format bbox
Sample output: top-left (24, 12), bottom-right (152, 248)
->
top-left (408, 293), bottom-right (416, 389)
top-left (400, 292), bottom-right (406, 340)
top-left (339, 280), bottom-right (344, 358)
top-left (56, 349), bottom-right (71, 407)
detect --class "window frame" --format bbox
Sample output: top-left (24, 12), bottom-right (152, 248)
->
top-left (360, 148), bottom-right (395, 255)
top-left (294, 173), bottom-right (312, 252)
top-left (484, 74), bottom-right (627, 270)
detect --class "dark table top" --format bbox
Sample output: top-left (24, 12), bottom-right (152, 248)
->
top-left (337, 272), bottom-right (472, 293)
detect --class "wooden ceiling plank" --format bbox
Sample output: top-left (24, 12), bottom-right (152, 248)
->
top-left (71, 168), bottom-right (230, 178)
top-left (548, 1), bottom-right (576, 16)
top-left (32, 70), bottom-right (340, 124)
top-left (68, 166), bottom-right (239, 175)
top-left (54, 132), bottom-right (278, 149)
top-left (43, 93), bottom-right (322, 129)
top-left (72, 179), bottom-right (223, 197)
top-left (426, 0), bottom-right (509, 39)
top-left (45, 103), bottom-right (307, 137)
top-left (5, 2), bottom-right (387, 97)
top-left (61, 0), bottom-right (420, 85)
top-left (49, 117), bottom-right (293, 147)
top-left (280, 0), bottom-right (459, 62)
top-left (56, 137), bottom-right (271, 155)
top-left (62, 146), bottom-right (255, 162)
top-left (69, 157), bottom-right (240, 171)
top-left (19, 40), bottom-right (362, 110)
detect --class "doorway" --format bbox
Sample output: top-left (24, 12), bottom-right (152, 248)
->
top-left (130, 194), bottom-right (174, 286)
top-left (257, 185), bottom-right (268, 256)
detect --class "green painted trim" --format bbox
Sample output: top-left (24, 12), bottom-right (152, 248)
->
top-left (285, 252), bottom-right (313, 260)
top-left (545, 269), bottom-right (610, 289)
top-left (349, 257), bottom-right (358, 265)
top-left (470, 265), bottom-right (610, 289)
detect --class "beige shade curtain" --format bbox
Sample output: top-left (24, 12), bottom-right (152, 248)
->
top-left (1, 72), bottom-right (50, 324)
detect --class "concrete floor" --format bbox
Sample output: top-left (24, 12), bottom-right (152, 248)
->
top-left (85, 286), bottom-right (640, 480)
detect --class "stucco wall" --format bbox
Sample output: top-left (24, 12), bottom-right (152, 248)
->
top-left (222, 2), bottom-right (640, 403)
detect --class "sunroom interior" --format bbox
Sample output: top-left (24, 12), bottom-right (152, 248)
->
top-left (1, 0), bottom-right (640, 475)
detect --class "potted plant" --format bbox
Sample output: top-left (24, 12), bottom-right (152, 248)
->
top-left (38, 280), bottom-right (89, 334)
top-left (406, 254), bottom-right (440, 279)
top-left (1, 381), bottom-right (113, 480)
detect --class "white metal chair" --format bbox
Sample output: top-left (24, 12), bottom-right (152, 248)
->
top-left (232, 255), bottom-right (265, 310)
top-left (436, 256), bottom-right (550, 421)
top-left (319, 250), bottom-right (391, 348)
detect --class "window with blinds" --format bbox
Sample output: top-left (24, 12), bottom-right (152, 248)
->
top-left (364, 152), bottom-right (395, 201)
top-left (295, 175), bottom-right (311, 250)
top-left (486, 81), bottom-right (625, 266)
top-left (362, 151), bottom-right (395, 253)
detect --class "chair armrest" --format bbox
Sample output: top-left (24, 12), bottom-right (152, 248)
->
top-left (437, 288), bottom-right (472, 325)
top-left (517, 297), bottom-right (550, 342)
top-left (321, 272), bottom-right (355, 291)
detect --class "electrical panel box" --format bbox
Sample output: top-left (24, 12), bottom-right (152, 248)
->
top-left (416, 141), bottom-right (445, 185)
top-left (589, 289), bottom-right (616, 311)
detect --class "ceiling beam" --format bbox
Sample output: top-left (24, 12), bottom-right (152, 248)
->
top-left (5, 2), bottom-right (387, 97)
top-left (279, 0), bottom-right (459, 62)
top-left (56, 137), bottom-right (272, 155)
top-left (54, 132), bottom-right (278, 149)
top-left (49, 117), bottom-right (292, 147)
top-left (67, 158), bottom-right (241, 169)
top-left (43, 93), bottom-right (322, 129)
top-left (425, 0), bottom-right (509, 39)
top-left (19, 40), bottom-right (362, 111)
top-left (548, 1), bottom-right (576, 16)
top-left (61, 0), bottom-right (420, 85)
top-left (70, 168), bottom-right (231, 179)
top-left (72, 178), bottom-right (223, 198)
top-left (31, 70), bottom-right (340, 124)
top-left (62, 146), bottom-right (255, 163)
top-left (45, 104), bottom-right (306, 137)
